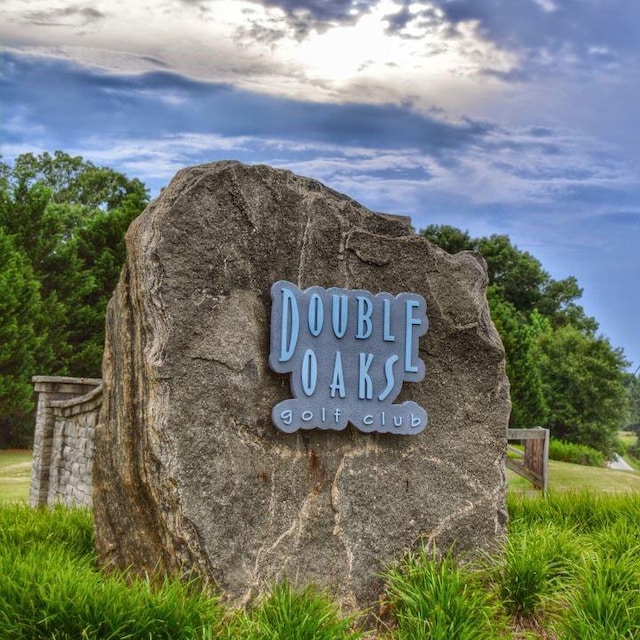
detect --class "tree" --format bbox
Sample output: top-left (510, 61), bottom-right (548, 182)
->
top-left (624, 373), bottom-right (640, 429)
top-left (489, 293), bottom-right (549, 427)
top-left (0, 229), bottom-right (44, 446)
top-left (0, 152), bottom-right (149, 376)
top-left (9, 150), bottom-right (147, 211)
top-left (537, 326), bottom-right (629, 455)
top-left (0, 151), bottom-right (148, 445)
top-left (421, 224), bottom-right (475, 254)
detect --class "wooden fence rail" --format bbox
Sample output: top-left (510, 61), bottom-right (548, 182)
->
top-left (506, 427), bottom-right (549, 492)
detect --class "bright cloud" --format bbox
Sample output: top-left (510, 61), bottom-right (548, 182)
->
top-left (1, 0), bottom-right (639, 366)
top-left (0, 0), bottom-right (518, 113)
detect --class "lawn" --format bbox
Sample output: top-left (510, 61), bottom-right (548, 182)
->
top-left (618, 430), bottom-right (637, 448)
top-left (2, 449), bottom-right (640, 504)
top-left (0, 451), bottom-right (32, 503)
top-left (618, 430), bottom-right (640, 470)
top-left (508, 456), bottom-right (640, 494)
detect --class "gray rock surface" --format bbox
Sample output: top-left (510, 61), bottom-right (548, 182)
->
top-left (93, 161), bottom-right (510, 610)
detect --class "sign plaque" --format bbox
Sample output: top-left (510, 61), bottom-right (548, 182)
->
top-left (269, 281), bottom-right (428, 434)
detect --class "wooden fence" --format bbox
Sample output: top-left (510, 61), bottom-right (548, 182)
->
top-left (506, 427), bottom-right (549, 492)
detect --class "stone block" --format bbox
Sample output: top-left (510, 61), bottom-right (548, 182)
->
top-left (94, 161), bottom-right (509, 610)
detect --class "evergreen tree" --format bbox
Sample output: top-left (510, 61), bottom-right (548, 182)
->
top-left (0, 229), bottom-right (44, 446)
top-left (0, 151), bottom-right (148, 445)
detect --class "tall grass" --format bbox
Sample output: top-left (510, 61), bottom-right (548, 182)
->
top-left (236, 579), bottom-right (363, 640)
top-left (0, 504), bottom-right (225, 639)
top-left (558, 549), bottom-right (640, 639)
top-left (384, 548), bottom-right (502, 639)
top-left (2, 492), bottom-right (640, 639)
top-left (495, 523), bottom-right (577, 620)
top-left (507, 489), bottom-right (640, 533)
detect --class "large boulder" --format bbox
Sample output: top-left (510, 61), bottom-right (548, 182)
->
top-left (93, 161), bottom-right (509, 610)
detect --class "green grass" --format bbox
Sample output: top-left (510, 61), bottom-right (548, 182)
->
top-left (508, 457), bottom-right (640, 493)
top-left (2, 450), bottom-right (640, 638)
top-left (618, 430), bottom-right (637, 448)
top-left (0, 450), bottom-right (32, 503)
top-left (385, 548), bottom-right (501, 639)
top-left (235, 579), bottom-right (364, 640)
top-left (2, 492), bottom-right (640, 639)
top-left (618, 430), bottom-right (640, 470)
top-left (0, 504), bottom-right (226, 640)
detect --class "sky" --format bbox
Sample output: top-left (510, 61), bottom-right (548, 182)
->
top-left (1, 0), bottom-right (639, 370)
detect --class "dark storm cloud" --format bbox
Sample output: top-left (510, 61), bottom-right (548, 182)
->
top-left (0, 51), bottom-right (493, 154)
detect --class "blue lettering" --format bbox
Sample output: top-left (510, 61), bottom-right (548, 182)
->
top-left (358, 352), bottom-right (374, 399)
top-left (383, 298), bottom-right (395, 342)
top-left (279, 286), bottom-right (299, 362)
top-left (330, 351), bottom-right (346, 398)
top-left (404, 299), bottom-right (422, 373)
top-left (356, 296), bottom-right (373, 339)
top-left (308, 293), bottom-right (323, 336)
top-left (301, 349), bottom-right (317, 396)
top-left (378, 354), bottom-right (398, 401)
top-left (331, 294), bottom-right (348, 338)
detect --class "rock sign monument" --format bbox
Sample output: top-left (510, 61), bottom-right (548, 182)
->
top-left (93, 161), bottom-right (509, 610)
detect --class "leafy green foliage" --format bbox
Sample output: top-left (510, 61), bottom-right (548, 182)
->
top-left (489, 296), bottom-right (548, 427)
top-left (0, 230), bottom-right (46, 446)
top-left (0, 151), bottom-right (148, 444)
top-left (538, 325), bottom-right (628, 456)
top-left (547, 439), bottom-right (606, 467)
top-left (623, 395), bottom-right (640, 457)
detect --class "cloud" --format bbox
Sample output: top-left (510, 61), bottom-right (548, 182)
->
top-left (0, 50), bottom-right (497, 152)
top-left (2, 49), bottom-right (636, 220)
top-left (434, 0), bottom-right (640, 62)
top-left (25, 5), bottom-right (105, 27)
top-left (0, 0), bottom-right (518, 116)
top-left (532, 0), bottom-right (557, 13)
top-left (251, 0), bottom-right (373, 32)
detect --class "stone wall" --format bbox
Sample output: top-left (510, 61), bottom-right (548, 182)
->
top-left (29, 376), bottom-right (102, 508)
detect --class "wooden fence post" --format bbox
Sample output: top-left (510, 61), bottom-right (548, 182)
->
top-left (507, 427), bottom-right (549, 492)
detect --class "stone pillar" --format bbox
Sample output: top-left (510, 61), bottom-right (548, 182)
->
top-left (29, 376), bottom-right (102, 507)
top-left (48, 385), bottom-right (103, 507)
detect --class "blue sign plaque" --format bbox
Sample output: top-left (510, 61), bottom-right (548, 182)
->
top-left (269, 281), bottom-right (428, 435)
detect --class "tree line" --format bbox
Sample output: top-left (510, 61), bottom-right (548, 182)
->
top-left (0, 152), bottom-right (148, 445)
top-left (0, 151), bottom-right (637, 452)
